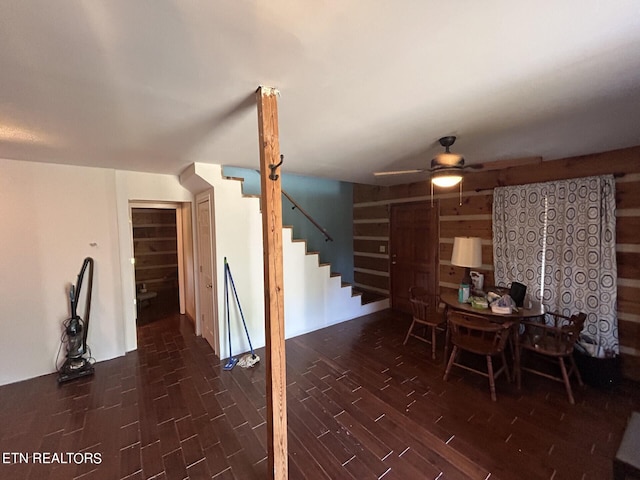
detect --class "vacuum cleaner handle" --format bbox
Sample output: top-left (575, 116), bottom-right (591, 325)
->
top-left (70, 257), bottom-right (94, 349)
top-left (69, 284), bottom-right (77, 319)
top-left (79, 258), bottom-right (94, 349)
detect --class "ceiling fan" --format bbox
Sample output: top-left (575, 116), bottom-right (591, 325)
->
top-left (374, 136), bottom-right (469, 187)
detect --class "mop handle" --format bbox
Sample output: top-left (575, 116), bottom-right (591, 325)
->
top-left (224, 257), bottom-right (232, 359)
top-left (225, 261), bottom-right (255, 356)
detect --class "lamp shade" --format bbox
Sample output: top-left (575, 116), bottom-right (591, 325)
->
top-left (451, 237), bottom-right (482, 268)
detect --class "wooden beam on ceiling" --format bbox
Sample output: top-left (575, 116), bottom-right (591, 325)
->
top-left (470, 156), bottom-right (543, 172)
top-left (256, 85), bottom-right (288, 480)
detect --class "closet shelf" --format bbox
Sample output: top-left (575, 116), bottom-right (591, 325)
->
top-left (134, 237), bottom-right (176, 242)
top-left (133, 223), bottom-right (177, 228)
top-left (136, 250), bottom-right (178, 256)
top-left (135, 264), bottom-right (178, 271)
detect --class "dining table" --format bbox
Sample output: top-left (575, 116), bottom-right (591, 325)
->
top-left (440, 290), bottom-right (546, 389)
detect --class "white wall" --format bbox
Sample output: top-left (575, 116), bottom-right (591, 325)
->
top-left (0, 158), bottom-right (384, 386)
top-left (185, 163), bottom-right (267, 358)
top-left (0, 159), bottom-right (124, 386)
top-left (114, 170), bottom-right (194, 352)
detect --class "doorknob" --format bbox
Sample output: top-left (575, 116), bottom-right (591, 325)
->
top-left (206, 283), bottom-right (212, 289)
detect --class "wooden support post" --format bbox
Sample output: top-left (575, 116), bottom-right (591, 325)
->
top-left (256, 86), bottom-right (288, 479)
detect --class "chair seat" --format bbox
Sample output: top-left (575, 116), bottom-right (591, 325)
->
top-left (521, 335), bottom-right (572, 356)
top-left (457, 335), bottom-right (505, 356)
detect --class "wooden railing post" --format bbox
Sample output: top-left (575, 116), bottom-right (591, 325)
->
top-left (256, 85), bottom-right (288, 479)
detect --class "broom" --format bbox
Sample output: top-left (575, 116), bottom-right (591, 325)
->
top-left (224, 258), bottom-right (260, 369)
top-left (223, 257), bottom-right (238, 370)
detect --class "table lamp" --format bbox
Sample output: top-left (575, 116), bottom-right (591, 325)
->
top-left (451, 237), bottom-right (482, 301)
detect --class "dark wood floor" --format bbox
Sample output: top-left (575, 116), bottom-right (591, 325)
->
top-left (1, 309), bottom-right (638, 480)
top-left (136, 292), bottom-right (180, 326)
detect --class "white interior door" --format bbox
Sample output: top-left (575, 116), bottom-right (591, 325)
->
top-left (197, 192), bottom-right (217, 353)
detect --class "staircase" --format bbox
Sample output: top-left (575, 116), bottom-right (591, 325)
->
top-left (282, 224), bottom-right (389, 339)
top-left (180, 163), bottom-right (389, 355)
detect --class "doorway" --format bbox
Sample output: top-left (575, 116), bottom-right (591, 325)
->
top-left (390, 202), bottom-right (439, 314)
top-left (132, 207), bottom-right (180, 325)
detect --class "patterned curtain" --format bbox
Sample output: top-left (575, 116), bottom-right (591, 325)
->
top-left (493, 175), bottom-right (618, 357)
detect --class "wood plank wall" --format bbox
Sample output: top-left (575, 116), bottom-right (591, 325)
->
top-left (353, 146), bottom-right (640, 381)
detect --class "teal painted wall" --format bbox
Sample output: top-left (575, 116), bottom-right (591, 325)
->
top-left (223, 167), bottom-right (354, 283)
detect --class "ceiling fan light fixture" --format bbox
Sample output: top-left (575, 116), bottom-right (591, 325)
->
top-left (430, 136), bottom-right (464, 188)
top-left (431, 168), bottom-right (463, 187)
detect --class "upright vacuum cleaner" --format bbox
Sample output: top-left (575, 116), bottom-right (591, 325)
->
top-left (58, 257), bottom-right (95, 383)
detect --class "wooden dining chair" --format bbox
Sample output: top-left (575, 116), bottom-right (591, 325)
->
top-left (404, 287), bottom-right (445, 360)
top-left (443, 311), bottom-right (513, 401)
top-left (519, 311), bottom-right (586, 404)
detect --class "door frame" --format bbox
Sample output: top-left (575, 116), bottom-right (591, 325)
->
top-left (130, 202), bottom-right (187, 316)
top-left (196, 190), bottom-right (220, 355)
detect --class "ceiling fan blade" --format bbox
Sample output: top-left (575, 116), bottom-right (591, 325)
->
top-left (373, 169), bottom-right (426, 176)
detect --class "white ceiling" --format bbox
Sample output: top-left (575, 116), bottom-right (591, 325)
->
top-left (2, 1), bottom-right (640, 185)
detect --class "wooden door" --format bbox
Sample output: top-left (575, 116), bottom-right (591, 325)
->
top-left (390, 202), bottom-right (439, 313)
top-left (197, 192), bottom-right (217, 353)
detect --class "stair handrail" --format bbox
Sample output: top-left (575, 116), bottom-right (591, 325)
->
top-left (281, 189), bottom-right (334, 242)
top-left (250, 169), bottom-right (334, 242)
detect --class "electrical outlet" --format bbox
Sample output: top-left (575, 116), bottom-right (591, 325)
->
top-left (379, 245), bottom-right (386, 253)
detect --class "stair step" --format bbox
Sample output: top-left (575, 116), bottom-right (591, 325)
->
top-left (222, 176), bottom-right (261, 203)
top-left (306, 251), bottom-right (319, 256)
top-left (330, 272), bottom-right (341, 277)
top-left (222, 175), bottom-right (245, 182)
top-left (343, 281), bottom-right (364, 298)
top-left (351, 287), bottom-right (389, 305)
